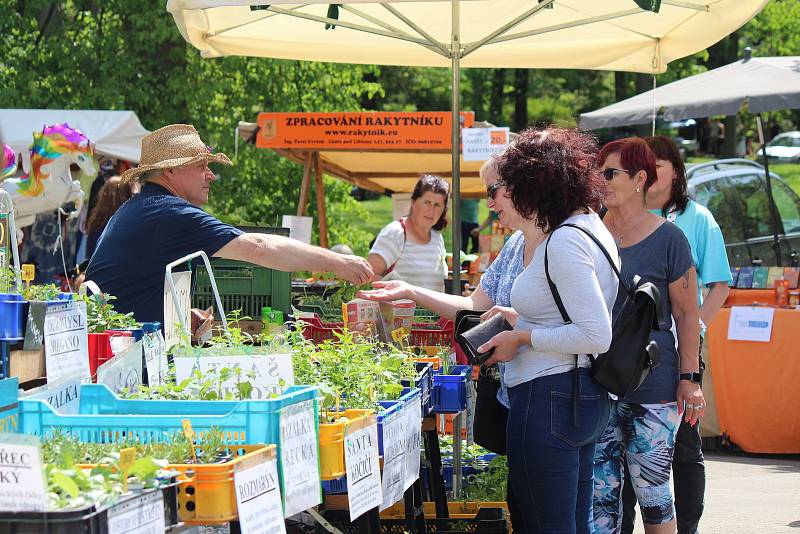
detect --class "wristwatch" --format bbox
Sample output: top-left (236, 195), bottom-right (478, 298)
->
top-left (679, 372), bottom-right (702, 384)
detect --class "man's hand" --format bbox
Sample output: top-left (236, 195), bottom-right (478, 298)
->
top-left (332, 254), bottom-right (373, 285)
top-left (357, 280), bottom-right (413, 301)
top-left (191, 307), bottom-right (214, 345)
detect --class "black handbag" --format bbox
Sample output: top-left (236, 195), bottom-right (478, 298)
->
top-left (544, 224), bottom-right (662, 398)
top-left (455, 310), bottom-right (513, 366)
top-left (473, 368), bottom-right (509, 454)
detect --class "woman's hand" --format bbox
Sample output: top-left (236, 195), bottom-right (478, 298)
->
top-left (676, 380), bottom-right (706, 426)
top-left (479, 330), bottom-right (530, 366)
top-left (357, 280), bottom-right (413, 301)
top-left (480, 305), bottom-right (519, 327)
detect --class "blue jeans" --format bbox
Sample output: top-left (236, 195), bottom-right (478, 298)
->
top-left (507, 368), bottom-right (610, 534)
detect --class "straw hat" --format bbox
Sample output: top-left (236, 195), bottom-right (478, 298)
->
top-left (120, 124), bottom-right (231, 183)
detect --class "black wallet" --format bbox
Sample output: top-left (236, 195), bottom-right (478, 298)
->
top-left (455, 310), bottom-right (513, 365)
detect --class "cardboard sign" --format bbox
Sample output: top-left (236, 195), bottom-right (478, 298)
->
top-left (43, 301), bottom-right (89, 382)
top-left (163, 270), bottom-right (191, 350)
top-left (281, 215), bottom-right (313, 245)
top-left (279, 400), bottom-right (321, 517)
top-left (0, 433), bottom-right (47, 512)
top-left (234, 449), bottom-right (286, 534)
top-left (106, 489), bottom-right (165, 534)
top-left (727, 306), bottom-right (775, 342)
top-left (97, 341), bottom-right (143, 394)
top-left (462, 127), bottom-right (510, 161)
top-left (379, 407), bottom-right (407, 511)
top-left (257, 111), bottom-right (474, 150)
top-left (173, 353), bottom-right (294, 399)
top-left (22, 376), bottom-right (82, 415)
top-left (403, 395), bottom-right (423, 491)
top-left (344, 415), bottom-right (382, 521)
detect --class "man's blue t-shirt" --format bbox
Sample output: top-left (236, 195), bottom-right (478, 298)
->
top-left (86, 183), bottom-right (242, 327)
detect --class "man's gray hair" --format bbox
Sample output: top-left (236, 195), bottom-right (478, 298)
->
top-left (139, 169), bottom-right (165, 183)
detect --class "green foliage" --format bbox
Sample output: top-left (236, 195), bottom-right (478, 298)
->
top-left (461, 456), bottom-right (509, 503)
top-left (120, 365), bottom-right (257, 401)
top-left (22, 283), bottom-right (61, 301)
top-left (0, 267), bottom-right (19, 294)
top-left (76, 292), bottom-right (138, 333)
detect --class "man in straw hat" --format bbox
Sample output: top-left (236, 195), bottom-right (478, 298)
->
top-left (86, 124), bottom-right (372, 337)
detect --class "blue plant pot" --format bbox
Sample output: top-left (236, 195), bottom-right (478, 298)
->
top-left (0, 297), bottom-right (28, 341)
top-left (57, 292), bottom-right (74, 301)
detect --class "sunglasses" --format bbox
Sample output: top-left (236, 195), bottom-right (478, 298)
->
top-left (602, 168), bottom-right (629, 181)
top-left (486, 180), bottom-right (506, 200)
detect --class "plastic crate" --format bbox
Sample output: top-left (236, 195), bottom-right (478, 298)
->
top-left (319, 409), bottom-right (373, 480)
top-left (194, 258), bottom-right (291, 317)
top-left (378, 387), bottom-right (420, 455)
top-left (432, 365), bottom-right (471, 414)
top-left (169, 444), bottom-right (275, 525)
top-left (18, 383), bottom-right (317, 445)
top-left (380, 501), bottom-right (509, 521)
top-left (321, 475), bottom-right (349, 495)
top-left (300, 316), bottom-right (454, 348)
top-left (402, 362), bottom-right (434, 416)
top-left (0, 477), bottom-right (180, 533)
top-left (322, 504), bottom-right (508, 534)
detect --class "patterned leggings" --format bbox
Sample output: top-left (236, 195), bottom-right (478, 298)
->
top-left (593, 400), bottom-right (680, 533)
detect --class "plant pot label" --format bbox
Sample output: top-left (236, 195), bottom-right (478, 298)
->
top-left (234, 450), bottom-right (286, 534)
top-left (173, 353), bottom-right (294, 399)
top-left (142, 333), bottom-right (169, 387)
top-left (0, 433), bottom-right (46, 512)
top-left (279, 399), bottom-right (321, 517)
top-left (106, 489), bottom-right (165, 534)
top-left (43, 301), bottom-right (89, 382)
top-left (96, 340), bottom-right (143, 394)
top-left (403, 395), bottom-right (423, 491)
top-left (163, 270), bottom-right (191, 351)
top-left (344, 417), bottom-right (382, 521)
top-left (379, 406), bottom-right (406, 511)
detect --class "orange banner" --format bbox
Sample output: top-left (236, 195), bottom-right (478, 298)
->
top-left (256, 111), bottom-right (474, 150)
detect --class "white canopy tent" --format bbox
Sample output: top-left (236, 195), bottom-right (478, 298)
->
top-left (168, 0), bottom-right (767, 295)
top-left (0, 109), bottom-right (150, 165)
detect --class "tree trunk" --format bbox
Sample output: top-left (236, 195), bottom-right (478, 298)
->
top-left (614, 72), bottom-right (630, 101)
top-left (722, 115), bottom-right (739, 157)
top-left (633, 73), bottom-right (653, 137)
top-left (488, 69), bottom-right (506, 125)
top-left (513, 69), bottom-right (529, 132)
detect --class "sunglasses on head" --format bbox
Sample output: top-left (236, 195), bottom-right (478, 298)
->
top-left (486, 180), bottom-right (506, 200)
top-left (601, 168), bottom-right (629, 181)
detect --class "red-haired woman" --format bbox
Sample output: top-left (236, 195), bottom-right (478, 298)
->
top-left (593, 138), bottom-right (703, 534)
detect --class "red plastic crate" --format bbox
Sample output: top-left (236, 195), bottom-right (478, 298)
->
top-left (300, 316), bottom-right (454, 348)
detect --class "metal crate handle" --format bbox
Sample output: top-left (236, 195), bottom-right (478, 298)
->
top-left (165, 251), bottom-right (228, 340)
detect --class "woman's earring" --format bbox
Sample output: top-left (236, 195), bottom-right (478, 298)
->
top-left (636, 187), bottom-right (641, 193)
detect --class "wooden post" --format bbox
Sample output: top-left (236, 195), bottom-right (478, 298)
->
top-left (297, 152), bottom-right (314, 216)
top-left (314, 152), bottom-right (329, 249)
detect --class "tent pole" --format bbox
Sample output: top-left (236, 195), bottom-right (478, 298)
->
top-left (450, 0), bottom-right (462, 298)
top-left (314, 151), bottom-right (329, 249)
top-left (298, 152), bottom-right (313, 217)
top-left (756, 114), bottom-right (782, 266)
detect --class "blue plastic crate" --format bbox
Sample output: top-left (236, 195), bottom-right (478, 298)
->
top-left (402, 362), bottom-right (433, 416)
top-left (321, 475), bottom-right (348, 494)
top-left (377, 387), bottom-right (420, 455)
top-left (432, 365), bottom-right (471, 414)
top-left (18, 383), bottom-right (318, 445)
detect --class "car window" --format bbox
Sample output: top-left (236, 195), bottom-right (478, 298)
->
top-left (771, 136), bottom-right (800, 148)
top-left (773, 181), bottom-right (800, 234)
top-left (726, 174), bottom-right (778, 239)
top-left (693, 177), bottom-right (747, 243)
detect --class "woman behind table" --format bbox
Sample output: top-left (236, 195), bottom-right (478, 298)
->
top-left (593, 138), bottom-right (703, 534)
top-left (476, 128), bottom-right (619, 533)
top-left (85, 176), bottom-right (140, 259)
top-left (367, 174), bottom-right (449, 292)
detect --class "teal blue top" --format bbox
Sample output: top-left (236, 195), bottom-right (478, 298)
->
top-left (460, 199), bottom-right (479, 224)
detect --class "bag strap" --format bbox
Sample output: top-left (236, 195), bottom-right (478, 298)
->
top-left (385, 218), bottom-right (408, 274)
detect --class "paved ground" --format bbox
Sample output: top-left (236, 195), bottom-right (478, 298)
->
top-left (631, 453), bottom-right (800, 534)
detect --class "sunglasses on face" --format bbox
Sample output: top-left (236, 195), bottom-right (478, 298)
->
top-left (602, 168), bottom-right (629, 181)
top-left (486, 180), bottom-right (506, 200)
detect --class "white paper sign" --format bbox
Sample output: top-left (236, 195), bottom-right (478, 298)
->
top-left (379, 408), bottom-right (407, 511)
top-left (344, 418), bottom-right (382, 521)
top-left (43, 301), bottom-right (89, 382)
top-left (0, 434), bottom-right (46, 512)
top-left (163, 270), bottom-right (191, 350)
top-left (462, 127), bottom-right (510, 161)
top-left (727, 306), bottom-right (775, 342)
top-left (174, 353), bottom-right (294, 399)
top-left (281, 215), bottom-right (313, 244)
top-left (403, 395), bottom-right (423, 491)
top-left (107, 490), bottom-right (165, 534)
top-left (234, 455), bottom-right (287, 534)
top-left (143, 334), bottom-right (169, 387)
top-left (22, 376), bottom-right (83, 415)
top-left (279, 400), bottom-right (321, 517)
top-left (97, 341), bottom-right (143, 394)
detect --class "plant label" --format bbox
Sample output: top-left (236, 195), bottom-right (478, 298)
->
top-left (234, 448), bottom-right (286, 534)
top-left (403, 394), bottom-right (423, 491)
top-left (344, 415), bottom-right (382, 521)
top-left (22, 376), bottom-right (83, 415)
top-left (0, 433), bottom-right (46, 512)
top-left (106, 489), bottom-right (165, 534)
top-left (43, 301), bottom-right (89, 382)
top-left (162, 270), bottom-right (191, 350)
top-left (142, 333), bottom-right (168, 386)
top-left (173, 353), bottom-right (294, 399)
top-left (279, 399), bottom-right (321, 517)
top-left (379, 406), bottom-right (406, 511)
top-left (96, 340), bottom-right (143, 394)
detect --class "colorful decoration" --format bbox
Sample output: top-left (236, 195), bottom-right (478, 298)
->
top-left (1, 144), bottom-right (16, 179)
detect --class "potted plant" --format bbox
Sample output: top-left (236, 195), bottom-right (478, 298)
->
top-left (0, 266), bottom-right (27, 340)
top-left (77, 292), bottom-right (138, 378)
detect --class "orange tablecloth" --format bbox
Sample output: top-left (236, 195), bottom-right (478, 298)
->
top-left (724, 289), bottom-right (776, 307)
top-left (706, 307), bottom-right (800, 453)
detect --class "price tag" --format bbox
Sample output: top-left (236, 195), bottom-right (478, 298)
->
top-left (20, 264), bottom-right (35, 283)
top-left (119, 447), bottom-right (135, 492)
top-left (391, 327), bottom-right (408, 344)
top-left (182, 419), bottom-right (198, 462)
top-left (234, 448), bottom-right (286, 534)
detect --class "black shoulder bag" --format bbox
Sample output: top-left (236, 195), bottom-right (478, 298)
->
top-left (544, 224), bottom-right (662, 399)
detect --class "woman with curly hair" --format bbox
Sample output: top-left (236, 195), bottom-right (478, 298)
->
top-left (477, 127), bottom-right (619, 533)
top-left (85, 176), bottom-right (139, 258)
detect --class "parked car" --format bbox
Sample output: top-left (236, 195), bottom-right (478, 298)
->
top-left (687, 159), bottom-right (800, 267)
top-left (761, 131), bottom-right (800, 163)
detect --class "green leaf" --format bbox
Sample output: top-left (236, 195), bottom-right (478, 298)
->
top-left (51, 471), bottom-right (80, 498)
